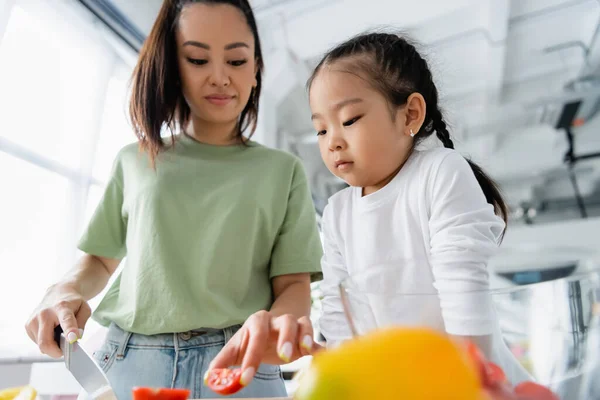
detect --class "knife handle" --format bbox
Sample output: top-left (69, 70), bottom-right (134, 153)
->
top-left (54, 325), bottom-right (64, 346)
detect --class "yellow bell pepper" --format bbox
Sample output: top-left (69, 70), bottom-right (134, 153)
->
top-left (0, 386), bottom-right (37, 400)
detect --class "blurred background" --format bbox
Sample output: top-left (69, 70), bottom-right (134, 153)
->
top-left (1, 0), bottom-right (600, 398)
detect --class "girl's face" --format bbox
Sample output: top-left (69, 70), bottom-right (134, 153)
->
top-left (176, 3), bottom-right (258, 128)
top-left (309, 65), bottom-right (423, 195)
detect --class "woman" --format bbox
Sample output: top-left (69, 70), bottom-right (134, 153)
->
top-left (25, 1), bottom-right (322, 398)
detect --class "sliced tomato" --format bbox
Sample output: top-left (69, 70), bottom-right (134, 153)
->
top-left (466, 340), bottom-right (489, 385)
top-left (205, 368), bottom-right (244, 396)
top-left (514, 381), bottom-right (559, 400)
top-left (482, 385), bottom-right (518, 400)
top-left (486, 362), bottom-right (508, 386)
top-left (131, 387), bottom-right (190, 400)
top-left (465, 341), bottom-right (509, 388)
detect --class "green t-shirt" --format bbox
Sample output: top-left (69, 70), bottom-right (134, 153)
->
top-left (78, 134), bottom-right (323, 335)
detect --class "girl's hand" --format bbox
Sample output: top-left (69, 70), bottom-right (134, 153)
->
top-left (209, 310), bottom-right (324, 386)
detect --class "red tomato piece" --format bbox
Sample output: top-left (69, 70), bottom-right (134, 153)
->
top-left (132, 387), bottom-right (190, 400)
top-left (465, 341), bottom-right (509, 388)
top-left (466, 340), bottom-right (489, 385)
top-left (204, 368), bottom-right (244, 396)
top-left (482, 385), bottom-right (518, 400)
top-left (514, 381), bottom-right (559, 400)
top-left (486, 362), bottom-right (508, 386)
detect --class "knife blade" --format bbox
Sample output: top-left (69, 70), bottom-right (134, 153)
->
top-left (53, 326), bottom-right (118, 400)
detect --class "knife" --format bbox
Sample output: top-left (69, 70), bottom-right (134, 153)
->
top-left (53, 326), bottom-right (118, 400)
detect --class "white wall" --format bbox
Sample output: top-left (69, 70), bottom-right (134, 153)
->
top-left (0, 365), bottom-right (30, 390)
top-left (492, 216), bottom-right (600, 274)
top-left (503, 216), bottom-right (600, 250)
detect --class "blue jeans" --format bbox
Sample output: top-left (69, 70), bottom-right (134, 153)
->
top-left (91, 323), bottom-right (287, 399)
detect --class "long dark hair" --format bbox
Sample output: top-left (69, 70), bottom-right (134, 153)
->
top-left (308, 32), bottom-right (508, 233)
top-left (129, 0), bottom-right (264, 163)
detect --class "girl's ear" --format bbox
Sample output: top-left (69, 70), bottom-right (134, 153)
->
top-left (403, 92), bottom-right (426, 136)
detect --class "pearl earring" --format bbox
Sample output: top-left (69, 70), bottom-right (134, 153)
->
top-left (410, 129), bottom-right (415, 137)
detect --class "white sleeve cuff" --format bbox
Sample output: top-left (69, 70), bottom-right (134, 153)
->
top-left (438, 290), bottom-right (496, 336)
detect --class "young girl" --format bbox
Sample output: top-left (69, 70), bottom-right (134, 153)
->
top-left (24, 1), bottom-right (322, 398)
top-left (212, 31), bottom-right (530, 387)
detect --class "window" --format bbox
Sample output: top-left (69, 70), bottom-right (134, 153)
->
top-left (0, 0), bottom-right (135, 353)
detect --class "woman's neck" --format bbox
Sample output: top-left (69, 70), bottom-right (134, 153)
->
top-left (185, 116), bottom-right (241, 146)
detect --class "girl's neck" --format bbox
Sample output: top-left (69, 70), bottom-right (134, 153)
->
top-left (362, 150), bottom-right (412, 196)
top-left (362, 165), bottom-right (402, 196)
top-left (185, 116), bottom-right (241, 146)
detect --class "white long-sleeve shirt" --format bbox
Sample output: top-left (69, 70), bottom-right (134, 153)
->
top-left (318, 148), bottom-right (531, 383)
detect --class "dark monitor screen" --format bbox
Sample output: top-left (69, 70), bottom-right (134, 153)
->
top-left (555, 101), bottom-right (582, 130)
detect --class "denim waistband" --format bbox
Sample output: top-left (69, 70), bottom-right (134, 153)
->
top-left (105, 323), bottom-right (242, 359)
